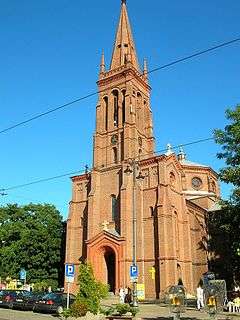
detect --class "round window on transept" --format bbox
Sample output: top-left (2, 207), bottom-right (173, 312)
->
top-left (192, 177), bottom-right (203, 190)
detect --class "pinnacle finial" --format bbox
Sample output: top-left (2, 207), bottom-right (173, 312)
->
top-left (100, 51), bottom-right (105, 74)
top-left (143, 58), bottom-right (148, 77)
top-left (165, 143), bottom-right (174, 156)
top-left (177, 146), bottom-right (186, 161)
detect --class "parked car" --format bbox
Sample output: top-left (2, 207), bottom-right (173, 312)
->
top-left (0, 290), bottom-right (28, 309)
top-left (12, 291), bottom-right (46, 311)
top-left (33, 292), bottom-right (76, 314)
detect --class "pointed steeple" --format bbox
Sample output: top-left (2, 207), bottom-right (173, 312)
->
top-left (110, 0), bottom-right (140, 71)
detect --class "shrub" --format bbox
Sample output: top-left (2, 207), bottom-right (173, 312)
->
top-left (62, 308), bottom-right (72, 319)
top-left (129, 306), bottom-right (139, 317)
top-left (70, 300), bottom-right (88, 318)
top-left (99, 306), bottom-right (115, 316)
top-left (115, 303), bottom-right (131, 315)
top-left (76, 262), bottom-right (109, 314)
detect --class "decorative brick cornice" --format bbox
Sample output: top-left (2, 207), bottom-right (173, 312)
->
top-left (97, 65), bottom-right (151, 91)
top-left (71, 173), bottom-right (90, 182)
top-left (181, 164), bottom-right (218, 177)
top-left (139, 154), bottom-right (165, 167)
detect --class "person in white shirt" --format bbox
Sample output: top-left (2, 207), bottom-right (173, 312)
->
top-left (119, 287), bottom-right (125, 304)
top-left (197, 285), bottom-right (204, 310)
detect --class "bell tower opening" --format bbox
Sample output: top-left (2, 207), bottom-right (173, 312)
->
top-left (104, 248), bottom-right (116, 293)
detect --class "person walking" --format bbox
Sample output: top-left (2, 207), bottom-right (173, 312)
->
top-left (119, 287), bottom-right (125, 304)
top-left (197, 284), bottom-right (204, 310)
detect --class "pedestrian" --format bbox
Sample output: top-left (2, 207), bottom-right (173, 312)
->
top-left (119, 287), bottom-right (125, 304)
top-left (196, 283), bottom-right (204, 311)
top-left (124, 287), bottom-right (132, 304)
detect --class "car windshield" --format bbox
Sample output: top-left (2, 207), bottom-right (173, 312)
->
top-left (19, 291), bottom-right (32, 297)
top-left (42, 293), bottom-right (60, 300)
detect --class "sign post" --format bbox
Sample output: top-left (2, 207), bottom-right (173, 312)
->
top-left (65, 264), bottom-right (75, 309)
top-left (19, 268), bottom-right (27, 286)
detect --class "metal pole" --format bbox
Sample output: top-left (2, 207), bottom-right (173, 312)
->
top-left (67, 282), bottom-right (70, 309)
top-left (132, 160), bottom-right (138, 307)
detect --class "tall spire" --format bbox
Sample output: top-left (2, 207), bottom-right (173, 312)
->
top-left (110, 0), bottom-right (140, 71)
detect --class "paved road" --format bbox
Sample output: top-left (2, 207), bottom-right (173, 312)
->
top-left (0, 309), bottom-right (59, 320)
top-left (0, 304), bottom-right (239, 320)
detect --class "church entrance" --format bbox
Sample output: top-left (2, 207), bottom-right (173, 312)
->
top-left (104, 248), bottom-right (116, 293)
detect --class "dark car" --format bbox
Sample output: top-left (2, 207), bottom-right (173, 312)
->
top-left (33, 292), bottom-right (76, 314)
top-left (0, 290), bottom-right (28, 309)
top-left (12, 291), bottom-right (46, 311)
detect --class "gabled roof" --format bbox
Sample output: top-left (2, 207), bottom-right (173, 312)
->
top-left (179, 159), bottom-right (209, 168)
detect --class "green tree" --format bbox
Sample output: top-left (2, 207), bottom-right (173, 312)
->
top-left (0, 203), bottom-right (63, 286)
top-left (76, 262), bottom-right (108, 314)
top-left (210, 105), bottom-right (240, 286)
top-left (214, 105), bottom-right (240, 203)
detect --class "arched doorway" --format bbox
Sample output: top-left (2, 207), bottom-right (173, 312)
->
top-left (104, 248), bottom-right (116, 293)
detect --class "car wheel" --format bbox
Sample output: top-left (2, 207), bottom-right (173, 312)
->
top-left (57, 305), bottom-right (64, 314)
top-left (9, 303), bottom-right (13, 309)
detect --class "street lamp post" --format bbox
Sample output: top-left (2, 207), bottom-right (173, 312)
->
top-left (125, 159), bottom-right (145, 307)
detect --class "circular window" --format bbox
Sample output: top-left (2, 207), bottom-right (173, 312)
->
top-left (192, 177), bottom-right (203, 190)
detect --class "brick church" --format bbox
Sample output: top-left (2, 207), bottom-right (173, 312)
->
top-left (65, 0), bottom-right (220, 298)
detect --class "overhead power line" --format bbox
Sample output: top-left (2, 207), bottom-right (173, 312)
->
top-left (0, 136), bottom-right (215, 193)
top-left (0, 169), bottom-right (85, 192)
top-left (0, 36), bottom-right (240, 135)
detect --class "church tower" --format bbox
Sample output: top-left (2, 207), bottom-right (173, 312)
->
top-left (65, 0), bottom-right (220, 298)
top-left (94, 0), bottom-right (154, 169)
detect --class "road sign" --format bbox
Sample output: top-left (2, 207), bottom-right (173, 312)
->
top-left (19, 269), bottom-right (26, 281)
top-left (130, 265), bottom-right (138, 278)
top-left (65, 264), bottom-right (75, 283)
top-left (66, 264), bottom-right (75, 277)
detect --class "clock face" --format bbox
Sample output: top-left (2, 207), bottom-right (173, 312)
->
top-left (111, 134), bottom-right (118, 145)
top-left (192, 177), bottom-right (203, 190)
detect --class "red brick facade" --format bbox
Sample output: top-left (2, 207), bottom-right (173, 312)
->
top-left (65, 1), bottom-right (220, 298)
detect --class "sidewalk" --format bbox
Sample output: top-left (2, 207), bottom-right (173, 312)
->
top-left (101, 297), bottom-right (240, 320)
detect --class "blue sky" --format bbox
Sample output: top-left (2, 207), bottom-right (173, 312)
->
top-left (0, 0), bottom-right (239, 219)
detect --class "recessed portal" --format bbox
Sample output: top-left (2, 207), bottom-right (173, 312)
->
top-left (104, 249), bottom-right (116, 293)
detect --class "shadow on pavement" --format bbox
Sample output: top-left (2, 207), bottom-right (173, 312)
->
top-left (142, 317), bottom-right (197, 320)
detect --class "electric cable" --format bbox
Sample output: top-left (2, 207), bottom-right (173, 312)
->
top-left (0, 37), bottom-right (239, 135)
top-left (0, 135), bottom-right (215, 193)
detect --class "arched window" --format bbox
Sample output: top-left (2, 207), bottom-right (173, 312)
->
top-left (112, 90), bottom-right (119, 127)
top-left (138, 149), bottom-right (142, 159)
top-left (103, 96), bottom-right (108, 131)
top-left (111, 195), bottom-right (118, 222)
top-left (170, 172), bottom-right (176, 187)
top-left (137, 92), bottom-right (142, 106)
top-left (122, 90), bottom-right (126, 124)
top-left (174, 211), bottom-right (179, 257)
top-left (113, 147), bottom-right (118, 164)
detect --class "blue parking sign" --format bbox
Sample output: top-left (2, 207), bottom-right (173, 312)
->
top-left (130, 265), bottom-right (138, 277)
top-left (19, 268), bottom-right (26, 280)
top-left (65, 264), bottom-right (75, 277)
